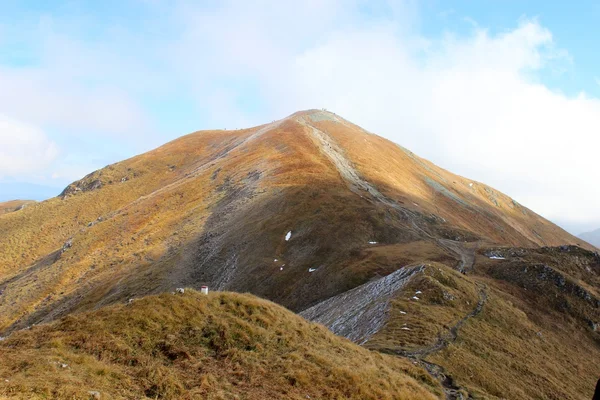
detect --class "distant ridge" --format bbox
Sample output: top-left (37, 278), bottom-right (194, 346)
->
top-left (580, 228), bottom-right (600, 247)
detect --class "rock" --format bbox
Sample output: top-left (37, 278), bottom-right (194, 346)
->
top-left (443, 291), bottom-right (455, 301)
top-left (175, 288), bottom-right (185, 294)
top-left (88, 391), bottom-right (101, 399)
top-left (61, 239), bottom-right (73, 253)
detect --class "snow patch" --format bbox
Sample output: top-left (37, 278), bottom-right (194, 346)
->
top-left (489, 256), bottom-right (506, 260)
top-left (309, 268), bottom-right (317, 273)
top-left (401, 327), bottom-right (411, 331)
top-left (399, 311), bottom-right (407, 315)
top-left (368, 241), bottom-right (378, 245)
top-left (285, 231), bottom-right (292, 241)
top-left (412, 296), bottom-right (419, 301)
top-left (415, 290), bottom-right (422, 294)
top-left (274, 259), bottom-right (278, 262)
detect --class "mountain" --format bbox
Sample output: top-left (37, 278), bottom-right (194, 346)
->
top-left (0, 200), bottom-right (35, 216)
top-left (0, 290), bottom-right (441, 399)
top-left (0, 109), bottom-right (598, 399)
top-left (580, 228), bottom-right (600, 247)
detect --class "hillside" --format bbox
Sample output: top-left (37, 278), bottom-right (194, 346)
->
top-left (0, 290), bottom-right (441, 399)
top-left (0, 109), bottom-right (598, 399)
top-left (0, 110), bottom-right (587, 333)
top-left (0, 200), bottom-right (35, 216)
top-left (580, 228), bottom-right (600, 247)
top-left (303, 247), bottom-right (600, 399)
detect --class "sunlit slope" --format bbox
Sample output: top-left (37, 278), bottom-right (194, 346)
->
top-left (0, 290), bottom-right (441, 400)
top-left (0, 200), bottom-right (35, 216)
top-left (0, 110), bottom-right (586, 333)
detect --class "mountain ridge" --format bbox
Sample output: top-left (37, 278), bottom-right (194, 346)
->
top-left (1, 109), bottom-right (598, 399)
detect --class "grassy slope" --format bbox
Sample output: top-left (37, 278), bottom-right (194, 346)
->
top-left (314, 116), bottom-right (588, 249)
top-left (0, 110), bottom-right (596, 400)
top-left (0, 201), bottom-right (35, 216)
top-left (0, 290), bottom-right (441, 400)
top-left (364, 253), bottom-right (600, 400)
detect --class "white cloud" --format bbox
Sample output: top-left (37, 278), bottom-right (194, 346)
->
top-left (167, 4), bottom-right (600, 233)
top-left (2, 1), bottom-right (600, 233)
top-left (0, 115), bottom-right (59, 178)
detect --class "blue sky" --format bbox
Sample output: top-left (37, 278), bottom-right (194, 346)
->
top-left (1, 0), bottom-right (600, 235)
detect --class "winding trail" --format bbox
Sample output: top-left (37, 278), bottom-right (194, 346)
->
top-left (437, 239), bottom-right (479, 274)
top-left (380, 286), bottom-right (487, 399)
top-left (296, 113), bottom-right (489, 399)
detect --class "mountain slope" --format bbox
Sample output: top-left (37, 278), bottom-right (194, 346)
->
top-left (303, 248), bottom-right (600, 399)
top-left (1, 109), bottom-right (598, 399)
top-left (0, 290), bottom-right (441, 399)
top-left (0, 110), bottom-right (587, 334)
top-left (0, 200), bottom-right (35, 216)
top-left (580, 228), bottom-right (600, 247)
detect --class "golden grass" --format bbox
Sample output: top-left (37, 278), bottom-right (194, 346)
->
top-left (366, 263), bottom-right (480, 351)
top-left (363, 260), bottom-right (600, 400)
top-left (0, 290), bottom-right (441, 400)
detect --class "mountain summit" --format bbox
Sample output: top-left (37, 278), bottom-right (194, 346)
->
top-left (1, 110), bottom-right (598, 399)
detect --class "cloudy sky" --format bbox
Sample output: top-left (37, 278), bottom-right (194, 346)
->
top-left (1, 0), bottom-right (599, 235)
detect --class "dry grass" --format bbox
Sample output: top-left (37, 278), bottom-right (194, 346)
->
top-left (428, 286), bottom-right (600, 400)
top-left (366, 263), bottom-right (480, 351)
top-left (363, 257), bottom-right (600, 400)
top-left (0, 290), bottom-right (441, 400)
top-left (0, 201), bottom-right (35, 216)
top-left (0, 110), bottom-right (587, 333)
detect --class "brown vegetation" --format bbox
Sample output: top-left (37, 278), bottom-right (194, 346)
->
top-left (0, 290), bottom-right (441, 400)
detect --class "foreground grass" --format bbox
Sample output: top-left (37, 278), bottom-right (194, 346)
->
top-left (0, 290), bottom-right (441, 400)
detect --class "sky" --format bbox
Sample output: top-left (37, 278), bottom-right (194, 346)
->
top-left (1, 0), bottom-right (599, 235)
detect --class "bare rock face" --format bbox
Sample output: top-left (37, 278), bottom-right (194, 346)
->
top-left (301, 265), bottom-right (425, 344)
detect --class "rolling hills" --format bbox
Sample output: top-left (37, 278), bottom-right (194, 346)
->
top-left (0, 109), bottom-right (598, 399)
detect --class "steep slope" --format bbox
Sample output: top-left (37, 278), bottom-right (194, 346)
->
top-left (1, 109), bottom-right (598, 399)
top-left (580, 228), bottom-right (600, 247)
top-left (0, 110), bottom-right (586, 336)
top-left (0, 200), bottom-right (35, 216)
top-left (0, 290), bottom-right (441, 399)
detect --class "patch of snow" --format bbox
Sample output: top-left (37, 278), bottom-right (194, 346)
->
top-left (412, 296), bottom-right (419, 301)
top-left (469, 183), bottom-right (474, 187)
top-left (280, 267), bottom-right (284, 271)
top-left (309, 268), bottom-right (317, 273)
top-left (489, 256), bottom-right (506, 260)
top-left (399, 311), bottom-right (407, 315)
top-left (401, 327), bottom-right (411, 331)
top-left (274, 259), bottom-right (278, 262)
top-left (368, 241), bottom-right (378, 244)
top-left (415, 290), bottom-right (422, 294)
top-left (285, 231), bottom-right (292, 241)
